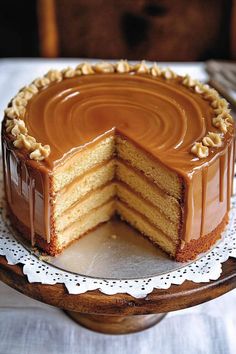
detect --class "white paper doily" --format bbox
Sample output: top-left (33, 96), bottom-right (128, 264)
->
top-left (0, 184), bottom-right (236, 299)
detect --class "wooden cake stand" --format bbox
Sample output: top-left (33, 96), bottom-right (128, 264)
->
top-left (0, 256), bottom-right (235, 334)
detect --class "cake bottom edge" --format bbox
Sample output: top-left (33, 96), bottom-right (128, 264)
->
top-left (5, 204), bottom-right (229, 263)
top-left (175, 213), bottom-right (228, 262)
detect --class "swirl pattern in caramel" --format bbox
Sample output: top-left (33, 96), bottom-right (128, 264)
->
top-left (25, 73), bottom-right (224, 175)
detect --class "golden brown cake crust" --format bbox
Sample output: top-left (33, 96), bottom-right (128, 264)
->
top-left (175, 214), bottom-right (228, 262)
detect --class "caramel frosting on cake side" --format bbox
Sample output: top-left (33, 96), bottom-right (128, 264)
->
top-left (2, 61), bottom-right (235, 261)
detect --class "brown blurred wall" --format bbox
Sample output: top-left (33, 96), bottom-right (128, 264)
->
top-left (0, 0), bottom-right (233, 60)
top-left (48, 0), bottom-right (231, 60)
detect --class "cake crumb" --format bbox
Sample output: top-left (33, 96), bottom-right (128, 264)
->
top-left (111, 234), bottom-right (117, 239)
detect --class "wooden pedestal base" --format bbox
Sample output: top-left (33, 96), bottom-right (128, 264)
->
top-left (65, 311), bottom-right (167, 334)
top-left (0, 256), bottom-right (235, 335)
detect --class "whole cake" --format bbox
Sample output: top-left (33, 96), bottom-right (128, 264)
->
top-left (2, 61), bottom-right (235, 262)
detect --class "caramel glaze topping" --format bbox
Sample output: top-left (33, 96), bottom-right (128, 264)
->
top-left (2, 72), bottom-right (235, 250)
top-left (25, 73), bottom-right (228, 172)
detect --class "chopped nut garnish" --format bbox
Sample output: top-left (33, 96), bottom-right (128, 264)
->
top-left (46, 69), bottom-right (63, 82)
top-left (225, 114), bottom-right (234, 124)
top-left (163, 67), bottom-right (177, 79)
top-left (211, 100), bottom-right (220, 109)
top-left (214, 107), bottom-right (231, 117)
top-left (194, 83), bottom-right (204, 94)
top-left (212, 116), bottom-right (229, 133)
top-left (10, 119), bottom-right (28, 136)
top-left (191, 142), bottom-right (209, 158)
top-left (76, 63), bottom-right (94, 75)
top-left (202, 132), bottom-right (222, 147)
top-left (133, 60), bottom-right (149, 74)
top-left (211, 98), bottom-right (228, 110)
top-left (29, 143), bottom-right (50, 161)
top-left (4, 106), bottom-right (17, 119)
top-left (62, 67), bottom-right (76, 78)
top-left (116, 59), bottom-right (130, 73)
top-left (150, 63), bottom-right (162, 77)
top-left (17, 90), bottom-right (32, 101)
top-left (12, 96), bottom-right (28, 108)
top-left (6, 104), bottom-right (26, 119)
top-left (202, 88), bottom-right (219, 101)
top-left (34, 77), bottom-right (50, 88)
top-left (94, 62), bottom-right (115, 73)
top-left (17, 84), bottom-right (39, 101)
top-left (26, 84), bottom-right (39, 94)
top-left (13, 134), bottom-right (36, 150)
top-left (182, 75), bottom-right (196, 87)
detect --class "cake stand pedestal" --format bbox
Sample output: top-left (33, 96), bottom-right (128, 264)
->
top-left (0, 256), bottom-right (235, 334)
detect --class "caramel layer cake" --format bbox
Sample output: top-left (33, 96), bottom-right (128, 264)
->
top-left (2, 61), bottom-right (235, 262)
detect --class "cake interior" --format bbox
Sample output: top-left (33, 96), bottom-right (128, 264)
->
top-left (53, 133), bottom-right (183, 258)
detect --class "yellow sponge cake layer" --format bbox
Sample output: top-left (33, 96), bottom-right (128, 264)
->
top-left (53, 134), bottom-right (115, 192)
top-left (116, 182), bottom-right (179, 241)
top-left (116, 201), bottom-right (177, 257)
top-left (116, 135), bottom-right (182, 200)
top-left (116, 159), bottom-right (181, 223)
top-left (55, 183), bottom-right (116, 232)
top-left (55, 159), bottom-right (115, 217)
top-left (57, 201), bottom-right (115, 250)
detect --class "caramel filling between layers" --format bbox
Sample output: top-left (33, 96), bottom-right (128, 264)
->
top-left (3, 72), bottom-right (235, 251)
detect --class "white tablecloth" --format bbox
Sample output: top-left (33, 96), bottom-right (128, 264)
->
top-left (0, 59), bottom-right (235, 354)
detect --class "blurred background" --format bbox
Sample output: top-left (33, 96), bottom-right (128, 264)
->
top-left (0, 0), bottom-right (235, 61)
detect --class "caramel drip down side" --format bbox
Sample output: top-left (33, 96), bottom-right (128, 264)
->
top-left (2, 138), bottom-right (51, 244)
top-left (27, 170), bottom-right (36, 246)
top-left (201, 167), bottom-right (208, 236)
top-left (219, 155), bottom-right (226, 203)
top-left (16, 161), bottom-right (22, 195)
top-left (232, 138), bottom-right (236, 197)
top-left (227, 142), bottom-right (233, 211)
top-left (42, 173), bottom-right (51, 243)
top-left (184, 180), bottom-right (194, 243)
top-left (2, 141), bottom-right (12, 204)
top-left (23, 164), bottom-right (36, 246)
top-left (5, 145), bottom-right (12, 204)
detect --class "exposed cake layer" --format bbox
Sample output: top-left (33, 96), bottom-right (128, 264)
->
top-left (57, 200), bottom-right (115, 250)
top-left (53, 134), bottom-right (183, 218)
top-left (116, 159), bottom-right (181, 223)
top-left (53, 147), bottom-right (182, 244)
top-left (54, 159), bottom-right (115, 217)
top-left (55, 179), bottom-right (180, 244)
top-left (116, 200), bottom-right (177, 257)
top-left (52, 133), bottom-right (182, 210)
top-left (53, 134), bottom-right (115, 192)
top-left (55, 186), bottom-right (179, 257)
top-left (116, 182), bottom-right (179, 240)
top-left (55, 183), bottom-right (116, 232)
top-left (116, 135), bottom-right (182, 200)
